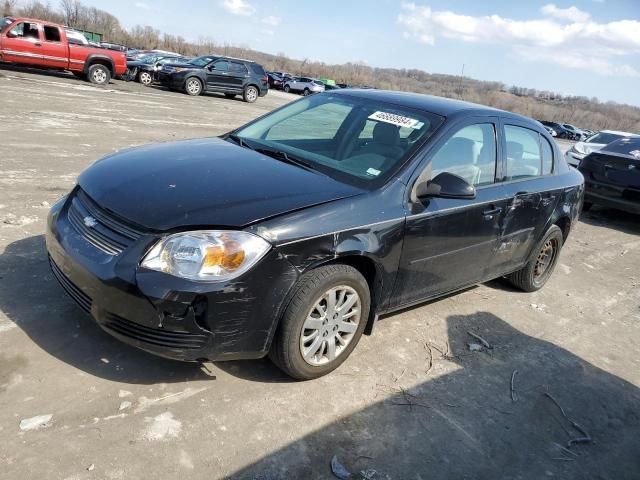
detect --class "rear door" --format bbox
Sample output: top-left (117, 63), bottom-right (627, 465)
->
top-left (226, 61), bottom-right (249, 92)
top-left (390, 118), bottom-right (510, 308)
top-left (1, 20), bottom-right (43, 65)
top-left (490, 122), bottom-right (559, 275)
top-left (40, 24), bottom-right (67, 68)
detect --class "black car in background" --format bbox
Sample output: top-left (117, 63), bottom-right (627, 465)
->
top-left (132, 56), bottom-right (192, 86)
top-left (267, 72), bottom-right (284, 89)
top-left (158, 55), bottom-right (269, 102)
top-left (579, 136), bottom-right (640, 214)
top-left (46, 90), bottom-right (583, 379)
top-left (538, 120), bottom-right (572, 139)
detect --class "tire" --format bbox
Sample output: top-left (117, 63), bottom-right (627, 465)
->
top-left (582, 201), bottom-right (593, 212)
top-left (224, 93), bottom-right (236, 99)
top-left (184, 77), bottom-right (203, 96)
top-left (243, 85), bottom-right (259, 103)
top-left (284, 85), bottom-right (290, 93)
top-left (303, 88), bottom-right (310, 96)
top-left (87, 64), bottom-right (111, 85)
top-left (506, 225), bottom-right (564, 292)
top-left (270, 264), bottom-right (371, 380)
top-left (138, 71), bottom-right (153, 86)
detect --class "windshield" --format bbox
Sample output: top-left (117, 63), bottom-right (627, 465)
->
top-left (233, 93), bottom-right (444, 187)
top-left (586, 132), bottom-right (625, 145)
top-left (1, 17), bottom-right (13, 33)
top-left (141, 55), bottom-right (162, 64)
top-left (602, 137), bottom-right (640, 157)
top-left (189, 56), bottom-right (216, 67)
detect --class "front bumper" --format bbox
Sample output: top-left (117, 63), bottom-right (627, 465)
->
top-left (158, 72), bottom-right (186, 90)
top-left (580, 178), bottom-right (640, 214)
top-left (45, 190), bottom-right (299, 362)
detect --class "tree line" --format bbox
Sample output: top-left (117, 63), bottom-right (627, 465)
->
top-left (3, 0), bottom-right (639, 132)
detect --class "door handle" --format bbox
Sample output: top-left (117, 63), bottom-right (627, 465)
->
top-left (34, 42), bottom-right (41, 46)
top-left (482, 207), bottom-right (502, 218)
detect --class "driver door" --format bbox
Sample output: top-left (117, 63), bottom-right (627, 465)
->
top-left (390, 118), bottom-right (510, 308)
top-left (2, 21), bottom-right (43, 65)
top-left (206, 60), bottom-right (230, 90)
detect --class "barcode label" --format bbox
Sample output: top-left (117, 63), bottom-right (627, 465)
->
top-left (369, 111), bottom-right (422, 129)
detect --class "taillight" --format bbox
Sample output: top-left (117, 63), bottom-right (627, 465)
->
top-left (262, 75), bottom-right (268, 82)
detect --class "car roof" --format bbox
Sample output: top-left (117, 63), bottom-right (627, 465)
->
top-left (9, 17), bottom-right (64, 27)
top-left (330, 88), bottom-right (529, 120)
top-left (600, 129), bottom-right (639, 137)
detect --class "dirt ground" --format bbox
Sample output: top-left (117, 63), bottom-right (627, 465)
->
top-left (0, 67), bottom-right (639, 480)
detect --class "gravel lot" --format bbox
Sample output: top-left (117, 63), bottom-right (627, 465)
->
top-left (0, 68), bottom-right (639, 480)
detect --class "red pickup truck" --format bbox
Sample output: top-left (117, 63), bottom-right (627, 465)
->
top-left (0, 17), bottom-right (126, 85)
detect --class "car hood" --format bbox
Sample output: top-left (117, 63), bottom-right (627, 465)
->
top-left (78, 138), bottom-right (364, 231)
top-left (574, 142), bottom-right (606, 155)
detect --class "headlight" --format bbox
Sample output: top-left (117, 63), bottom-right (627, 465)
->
top-left (573, 142), bottom-right (586, 154)
top-left (141, 231), bottom-right (270, 282)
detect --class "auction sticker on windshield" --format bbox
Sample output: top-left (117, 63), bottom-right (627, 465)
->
top-left (369, 111), bottom-right (422, 129)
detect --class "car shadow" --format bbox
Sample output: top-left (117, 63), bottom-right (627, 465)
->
top-left (230, 311), bottom-right (640, 479)
top-left (0, 235), bottom-right (290, 385)
top-left (579, 206), bottom-right (640, 235)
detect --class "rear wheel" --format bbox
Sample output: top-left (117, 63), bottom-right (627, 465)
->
top-left (303, 88), bottom-right (310, 96)
top-left (185, 77), bottom-right (202, 96)
top-left (243, 86), bottom-right (259, 103)
top-left (87, 64), bottom-right (111, 85)
top-left (138, 71), bottom-right (153, 86)
top-left (506, 225), bottom-right (563, 292)
top-left (284, 85), bottom-right (290, 93)
top-left (270, 265), bottom-right (370, 380)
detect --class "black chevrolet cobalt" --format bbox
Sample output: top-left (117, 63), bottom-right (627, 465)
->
top-left (47, 90), bottom-right (584, 379)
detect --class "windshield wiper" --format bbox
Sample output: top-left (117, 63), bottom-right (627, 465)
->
top-left (226, 134), bottom-right (252, 149)
top-left (253, 147), bottom-right (317, 173)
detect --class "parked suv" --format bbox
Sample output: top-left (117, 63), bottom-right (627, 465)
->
top-left (538, 121), bottom-right (571, 139)
top-left (158, 55), bottom-right (269, 103)
top-left (284, 77), bottom-right (325, 95)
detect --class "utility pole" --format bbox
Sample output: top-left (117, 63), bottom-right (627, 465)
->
top-left (457, 63), bottom-right (465, 99)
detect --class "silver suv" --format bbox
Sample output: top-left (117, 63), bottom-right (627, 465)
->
top-left (284, 77), bottom-right (325, 96)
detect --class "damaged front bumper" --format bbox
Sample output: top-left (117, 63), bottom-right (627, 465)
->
top-left (45, 192), bottom-right (299, 362)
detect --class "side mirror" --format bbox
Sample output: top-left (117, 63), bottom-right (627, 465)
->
top-left (415, 172), bottom-right (476, 200)
top-left (6, 30), bottom-right (17, 38)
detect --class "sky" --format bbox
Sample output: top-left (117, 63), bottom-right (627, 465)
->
top-left (81, 0), bottom-right (640, 106)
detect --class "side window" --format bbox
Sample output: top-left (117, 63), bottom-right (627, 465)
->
top-left (44, 25), bottom-right (61, 42)
top-left (430, 123), bottom-right (497, 187)
top-left (504, 125), bottom-right (541, 180)
top-left (211, 61), bottom-right (229, 72)
top-left (266, 102), bottom-right (352, 141)
top-left (10, 22), bottom-right (40, 39)
top-left (541, 135), bottom-right (553, 175)
top-left (230, 62), bottom-right (248, 74)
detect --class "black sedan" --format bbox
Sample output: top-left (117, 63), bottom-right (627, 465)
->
top-left (579, 136), bottom-right (640, 214)
top-left (46, 90), bottom-right (584, 379)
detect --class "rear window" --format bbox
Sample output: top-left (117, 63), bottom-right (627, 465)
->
top-left (250, 63), bottom-right (266, 76)
top-left (586, 132), bottom-right (624, 145)
top-left (44, 25), bottom-right (61, 42)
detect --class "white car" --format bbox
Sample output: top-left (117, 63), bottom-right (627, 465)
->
top-left (565, 130), bottom-right (639, 167)
top-left (284, 77), bottom-right (325, 96)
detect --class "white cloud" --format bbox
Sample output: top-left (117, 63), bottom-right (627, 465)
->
top-left (398, 2), bottom-right (640, 77)
top-left (262, 15), bottom-right (281, 26)
top-left (221, 0), bottom-right (255, 16)
top-left (541, 4), bottom-right (590, 23)
top-left (134, 1), bottom-right (150, 9)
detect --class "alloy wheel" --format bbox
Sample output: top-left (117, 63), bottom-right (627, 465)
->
top-left (140, 72), bottom-right (152, 85)
top-left (92, 68), bottom-right (107, 84)
top-left (186, 79), bottom-right (201, 95)
top-left (245, 87), bottom-right (258, 102)
top-left (299, 285), bottom-right (361, 366)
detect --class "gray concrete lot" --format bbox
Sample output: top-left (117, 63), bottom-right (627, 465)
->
top-left (0, 68), bottom-right (639, 480)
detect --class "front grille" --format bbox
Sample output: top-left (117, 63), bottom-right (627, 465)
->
top-left (49, 257), bottom-right (92, 314)
top-left (103, 313), bottom-right (208, 350)
top-left (67, 190), bottom-right (143, 255)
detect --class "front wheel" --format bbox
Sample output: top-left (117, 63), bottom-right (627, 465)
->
top-left (87, 64), bottom-right (111, 85)
top-left (303, 88), bottom-right (310, 96)
top-left (284, 85), bottom-right (290, 93)
top-left (243, 86), bottom-right (259, 103)
top-left (184, 77), bottom-right (203, 96)
top-left (506, 225), bottom-right (564, 292)
top-left (138, 71), bottom-right (153, 86)
top-left (270, 265), bottom-right (370, 380)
